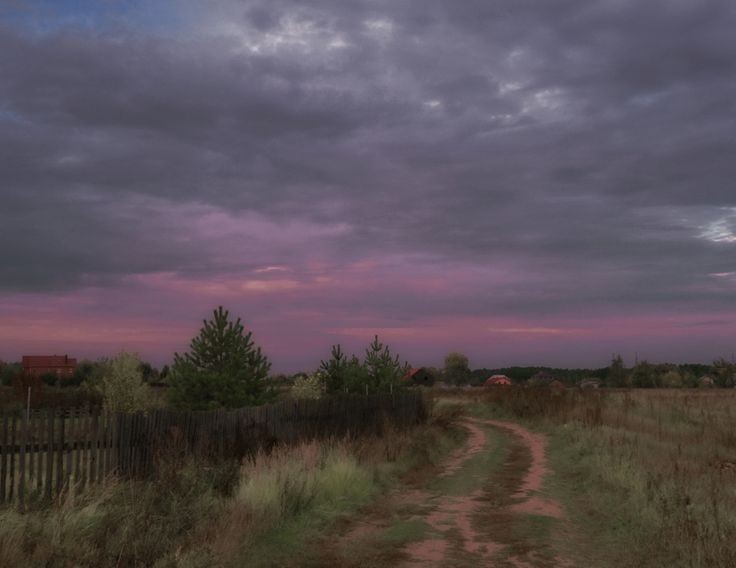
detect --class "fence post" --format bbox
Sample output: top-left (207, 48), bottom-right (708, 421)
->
top-left (9, 416), bottom-right (16, 502)
top-left (45, 410), bottom-right (54, 501)
top-left (56, 411), bottom-right (65, 499)
top-left (19, 411), bottom-right (27, 509)
top-left (0, 414), bottom-right (7, 504)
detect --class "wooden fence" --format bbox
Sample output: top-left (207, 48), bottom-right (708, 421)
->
top-left (0, 392), bottom-right (426, 507)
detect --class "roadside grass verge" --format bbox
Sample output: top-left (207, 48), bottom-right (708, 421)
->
top-left (444, 387), bottom-right (736, 568)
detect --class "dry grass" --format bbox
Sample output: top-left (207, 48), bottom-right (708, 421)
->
top-left (460, 387), bottom-right (736, 568)
top-left (0, 408), bottom-right (458, 567)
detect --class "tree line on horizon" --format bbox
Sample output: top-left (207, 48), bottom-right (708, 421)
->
top-left (2, 307), bottom-right (735, 413)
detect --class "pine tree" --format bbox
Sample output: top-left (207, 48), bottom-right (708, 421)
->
top-left (364, 335), bottom-right (410, 393)
top-left (169, 306), bottom-right (272, 410)
top-left (319, 344), bottom-right (347, 393)
top-left (607, 354), bottom-right (628, 387)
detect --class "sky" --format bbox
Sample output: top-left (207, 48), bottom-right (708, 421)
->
top-left (1, 0), bottom-right (736, 372)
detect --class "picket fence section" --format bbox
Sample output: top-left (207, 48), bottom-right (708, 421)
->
top-left (0, 392), bottom-right (426, 506)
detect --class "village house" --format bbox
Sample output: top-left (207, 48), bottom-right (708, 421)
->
top-left (402, 367), bottom-right (435, 387)
top-left (485, 374), bottom-right (512, 386)
top-left (698, 375), bottom-right (715, 388)
top-left (21, 355), bottom-right (77, 379)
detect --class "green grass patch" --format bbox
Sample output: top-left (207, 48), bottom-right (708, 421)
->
top-left (430, 425), bottom-right (505, 497)
top-left (378, 518), bottom-right (432, 545)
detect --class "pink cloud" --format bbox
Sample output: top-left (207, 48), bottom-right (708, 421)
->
top-left (2, 255), bottom-right (735, 372)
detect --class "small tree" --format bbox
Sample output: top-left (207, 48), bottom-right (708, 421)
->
top-left (712, 358), bottom-right (736, 388)
top-left (319, 337), bottom-right (410, 394)
top-left (444, 352), bottom-right (470, 385)
top-left (97, 352), bottom-right (152, 413)
top-left (169, 306), bottom-right (272, 410)
top-left (320, 344), bottom-right (348, 393)
top-left (291, 373), bottom-right (325, 400)
top-left (660, 370), bottom-right (683, 388)
top-left (630, 360), bottom-right (656, 388)
top-left (364, 335), bottom-right (410, 392)
top-left (0, 362), bottom-right (20, 387)
top-left (607, 354), bottom-right (628, 387)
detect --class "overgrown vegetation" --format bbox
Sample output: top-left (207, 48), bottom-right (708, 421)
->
top-left (290, 372), bottom-right (325, 400)
top-left (0, 407), bottom-right (458, 567)
top-left (96, 351), bottom-right (155, 413)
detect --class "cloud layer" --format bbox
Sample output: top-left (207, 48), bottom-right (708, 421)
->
top-left (2, 0), bottom-right (736, 369)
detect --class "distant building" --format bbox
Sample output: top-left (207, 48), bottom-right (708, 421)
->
top-left (485, 375), bottom-right (512, 386)
top-left (22, 355), bottom-right (77, 379)
top-left (402, 367), bottom-right (435, 387)
top-left (698, 375), bottom-right (715, 388)
top-left (580, 378), bottom-right (602, 389)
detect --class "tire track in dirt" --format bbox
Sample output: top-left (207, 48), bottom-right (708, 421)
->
top-left (330, 417), bottom-right (570, 567)
top-left (473, 418), bottom-right (564, 521)
top-left (401, 420), bottom-right (500, 566)
top-left (467, 418), bottom-right (571, 568)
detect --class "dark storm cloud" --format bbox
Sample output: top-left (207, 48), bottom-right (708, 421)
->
top-left (1, 0), bottom-right (736, 319)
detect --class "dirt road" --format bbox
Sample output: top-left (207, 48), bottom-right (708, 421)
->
top-left (332, 417), bottom-right (572, 567)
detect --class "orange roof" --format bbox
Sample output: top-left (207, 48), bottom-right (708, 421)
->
top-left (486, 375), bottom-right (512, 385)
top-left (402, 367), bottom-right (421, 381)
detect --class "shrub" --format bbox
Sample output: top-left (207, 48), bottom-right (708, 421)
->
top-left (291, 373), bottom-right (325, 400)
top-left (97, 351), bottom-right (153, 413)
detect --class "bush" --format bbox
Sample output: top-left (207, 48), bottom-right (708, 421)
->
top-left (97, 351), bottom-right (154, 413)
top-left (0, 362), bottom-right (20, 386)
top-left (291, 373), bottom-right (325, 400)
top-left (40, 372), bottom-right (58, 387)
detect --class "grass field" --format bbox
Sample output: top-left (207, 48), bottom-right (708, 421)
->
top-left (3, 389), bottom-right (736, 567)
top-left (470, 387), bottom-right (736, 568)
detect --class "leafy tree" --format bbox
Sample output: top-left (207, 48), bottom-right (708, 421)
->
top-left (444, 352), bottom-right (470, 385)
top-left (606, 354), bottom-right (628, 387)
top-left (712, 358), bottom-right (736, 388)
top-left (159, 364), bottom-right (170, 382)
top-left (75, 359), bottom-right (107, 388)
top-left (630, 360), bottom-right (656, 388)
top-left (40, 372), bottom-right (59, 388)
top-left (0, 362), bottom-right (21, 386)
top-left (139, 361), bottom-right (158, 383)
top-left (660, 370), bottom-right (683, 388)
top-left (97, 351), bottom-right (153, 413)
top-left (169, 306), bottom-right (272, 410)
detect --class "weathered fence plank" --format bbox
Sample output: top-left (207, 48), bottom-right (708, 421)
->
top-left (0, 414), bottom-right (7, 503)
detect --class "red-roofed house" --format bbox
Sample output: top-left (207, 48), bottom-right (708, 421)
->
top-left (485, 374), bottom-right (512, 386)
top-left (401, 367), bottom-right (435, 387)
top-left (22, 355), bottom-right (77, 380)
